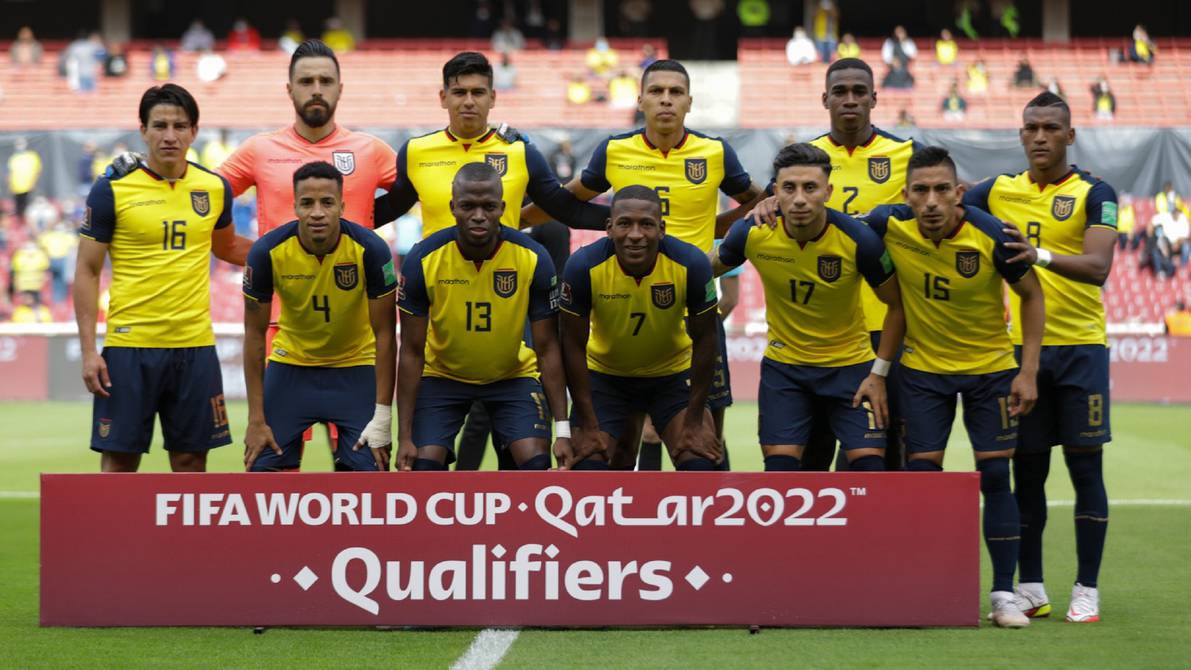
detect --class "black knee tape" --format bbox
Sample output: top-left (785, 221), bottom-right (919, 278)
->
top-left (413, 458), bottom-right (447, 471)
top-left (518, 453), bottom-right (551, 470)
top-left (977, 457), bottom-right (1011, 494)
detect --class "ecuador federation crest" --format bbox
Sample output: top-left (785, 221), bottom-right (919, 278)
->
top-left (955, 250), bottom-right (980, 278)
top-left (651, 282), bottom-right (676, 309)
top-left (332, 151), bottom-right (356, 175)
top-left (485, 153), bottom-right (509, 177)
top-left (685, 158), bottom-right (708, 185)
top-left (817, 255), bottom-right (842, 283)
top-left (868, 157), bottom-right (892, 184)
top-left (190, 190), bottom-right (210, 216)
top-left (334, 263), bottom-right (358, 290)
top-left (98, 418), bottom-right (111, 439)
top-left (494, 269), bottom-right (518, 298)
top-left (1052, 195), bottom-right (1077, 221)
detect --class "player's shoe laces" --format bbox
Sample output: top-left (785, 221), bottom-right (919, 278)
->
top-left (1015, 582), bottom-right (1052, 618)
top-left (989, 591), bottom-right (1030, 628)
top-left (1066, 584), bottom-right (1100, 623)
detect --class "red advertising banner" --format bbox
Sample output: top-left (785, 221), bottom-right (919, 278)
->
top-left (41, 473), bottom-right (979, 628)
top-left (0, 335), bottom-right (48, 400)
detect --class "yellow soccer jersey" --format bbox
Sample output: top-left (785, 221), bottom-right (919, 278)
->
top-left (560, 236), bottom-right (718, 377)
top-left (865, 205), bottom-right (1029, 375)
top-left (718, 210), bottom-right (895, 367)
top-left (965, 168), bottom-right (1117, 346)
top-left (810, 128), bottom-right (915, 332)
top-left (398, 226), bottom-right (558, 385)
top-left (581, 128), bottom-right (753, 252)
top-left (81, 162), bottom-right (232, 348)
top-left (242, 219), bottom-right (397, 367)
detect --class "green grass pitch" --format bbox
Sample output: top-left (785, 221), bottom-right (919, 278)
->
top-left (2, 401), bottom-right (1189, 669)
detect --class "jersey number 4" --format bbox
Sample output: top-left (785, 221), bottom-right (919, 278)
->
top-left (312, 295), bottom-right (331, 322)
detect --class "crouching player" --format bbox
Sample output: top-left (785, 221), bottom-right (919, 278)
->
top-left (242, 161), bottom-right (398, 471)
top-left (559, 186), bottom-right (720, 470)
top-left (397, 163), bottom-right (569, 470)
top-left (862, 147), bottom-right (1046, 627)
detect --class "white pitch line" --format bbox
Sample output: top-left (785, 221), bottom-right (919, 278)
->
top-left (451, 629), bottom-right (520, 670)
top-left (0, 492), bottom-right (38, 499)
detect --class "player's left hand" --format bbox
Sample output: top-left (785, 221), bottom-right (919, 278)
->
top-left (853, 373), bottom-right (888, 429)
top-left (745, 195), bottom-right (780, 229)
top-left (395, 439), bottom-right (418, 471)
top-left (1002, 225), bottom-right (1039, 265)
top-left (1008, 372), bottom-right (1038, 417)
top-left (678, 416), bottom-right (721, 463)
top-left (353, 404), bottom-right (393, 470)
top-left (552, 437), bottom-right (575, 470)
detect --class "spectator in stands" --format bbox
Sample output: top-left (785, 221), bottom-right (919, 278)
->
top-left (586, 37), bottom-right (619, 77)
top-left (181, 20), bottom-right (215, 53)
top-left (941, 81), bottom-right (967, 121)
top-left (882, 54), bottom-right (915, 89)
top-left (1091, 76), bottom-right (1116, 120)
top-left (149, 44), bottom-right (175, 81)
top-left (1153, 182), bottom-right (1183, 228)
top-left (689, 0), bottom-right (726, 60)
top-left (201, 129), bottom-right (236, 169)
top-left (0, 209), bottom-right (11, 253)
top-left (38, 221), bottom-right (76, 304)
top-left (994, 0), bottom-right (1020, 38)
top-left (321, 17), bottom-right (355, 54)
top-left (104, 42), bottom-right (128, 77)
top-left (24, 196), bottom-right (58, 232)
top-left (196, 48), bottom-right (228, 83)
top-left (956, 0), bottom-right (979, 39)
top-left (785, 27), bottom-right (817, 67)
top-left (639, 43), bottom-right (659, 69)
top-left (1129, 24), bottom-right (1156, 65)
top-left (491, 17), bottom-right (526, 52)
top-left (812, 0), bottom-right (839, 63)
top-left (1161, 207), bottom-right (1191, 267)
top-left (10, 26), bottom-right (42, 67)
top-left (470, 0), bottom-right (496, 38)
top-left (966, 58), bottom-right (989, 94)
top-left (1044, 76), bottom-right (1064, 100)
top-left (619, 0), bottom-right (653, 37)
top-left (836, 33), bottom-right (860, 59)
top-left (543, 18), bottom-right (565, 50)
top-left (1117, 194), bottom-right (1137, 250)
top-left (523, 0), bottom-right (547, 40)
top-left (608, 69), bottom-right (639, 109)
top-left (1166, 301), bottom-right (1191, 336)
top-left (10, 239), bottom-right (48, 306)
top-left (493, 51), bottom-right (518, 91)
top-left (227, 18), bottom-right (262, 52)
top-left (935, 28), bottom-right (958, 66)
top-left (63, 32), bottom-right (103, 93)
top-left (549, 138), bottom-right (577, 182)
top-left (7, 137), bottom-right (41, 221)
top-left (567, 74), bottom-right (593, 105)
top-left (77, 141), bottom-right (100, 197)
top-left (882, 25), bottom-right (917, 66)
top-left (737, 0), bottom-right (771, 38)
top-left (279, 19), bottom-right (305, 55)
top-left (9, 291), bottom-right (51, 323)
top-left (895, 108), bottom-right (917, 132)
top-left (1013, 57), bottom-right (1036, 87)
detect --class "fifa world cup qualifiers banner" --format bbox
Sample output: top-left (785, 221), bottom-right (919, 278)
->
top-left (42, 473), bottom-right (979, 628)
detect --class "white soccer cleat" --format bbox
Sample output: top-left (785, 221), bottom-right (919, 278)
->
top-left (1066, 584), bottom-right (1101, 623)
top-left (989, 591), bottom-right (1031, 628)
top-left (1015, 582), bottom-right (1053, 618)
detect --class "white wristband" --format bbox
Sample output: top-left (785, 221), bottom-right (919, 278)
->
top-left (373, 403), bottom-right (392, 421)
top-left (871, 357), bottom-right (892, 377)
top-left (553, 420), bottom-right (571, 439)
top-left (1035, 248), bottom-right (1053, 268)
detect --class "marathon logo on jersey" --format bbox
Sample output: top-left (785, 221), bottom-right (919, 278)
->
top-left (190, 191), bottom-right (210, 216)
top-left (652, 283), bottom-right (676, 309)
top-left (868, 157), bottom-right (892, 184)
top-left (334, 263), bottom-right (359, 290)
top-left (1052, 195), bottom-right (1077, 221)
top-left (817, 255), bottom-right (842, 283)
top-left (486, 153), bottom-right (509, 177)
top-left (332, 151), bottom-right (356, 176)
top-left (955, 250), bottom-right (980, 278)
top-left (685, 158), bottom-right (708, 185)
top-left (97, 418), bottom-right (111, 439)
top-left (494, 269), bottom-right (518, 298)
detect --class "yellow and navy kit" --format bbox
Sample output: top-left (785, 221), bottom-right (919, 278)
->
top-left (581, 128), bottom-right (753, 252)
top-left (82, 162), bottom-right (232, 348)
top-left (560, 235), bottom-right (718, 377)
top-left (242, 219), bottom-right (397, 367)
top-left (399, 226), bottom-right (558, 385)
top-left (718, 209), bottom-right (894, 367)
top-left (864, 204), bottom-right (1029, 375)
top-left (810, 128), bottom-right (915, 333)
top-left (964, 167), bottom-right (1117, 346)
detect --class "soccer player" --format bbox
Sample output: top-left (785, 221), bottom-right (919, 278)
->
top-left (75, 84), bottom-right (252, 472)
top-left (965, 92), bottom-right (1118, 623)
top-left (524, 58), bottom-right (769, 467)
top-left (241, 161), bottom-right (397, 472)
top-left (560, 186), bottom-right (720, 471)
top-left (396, 163), bottom-right (568, 471)
top-left (863, 146), bottom-right (1046, 628)
top-left (711, 143), bottom-right (905, 471)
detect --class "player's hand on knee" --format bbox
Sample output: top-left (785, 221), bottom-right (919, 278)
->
top-left (679, 417), bottom-right (721, 462)
top-left (354, 404), bottom-right (393, 457)
top-left (1009, 372), bottom-right (1038, 417)
top-left (244, 422), bottom-right (281, 470)
top-left (104, 151), bottom-right (145, 179)
top-left (370, 445), bottom-right (391, 471)
top-left (569, 428), bottom-right (605, 466)
top-left (745, 195), bottom-right (780, 229)
top-left (81, 351), bottom-right (111, 397)
top-left (853, 373), bottom-right (888, 429)
top-left (1001, 225), bottom-right (1038, 264)
top-left (395, 439), bottom-right (417, 471)
top-left (552, 437), bottom-right (576, 470)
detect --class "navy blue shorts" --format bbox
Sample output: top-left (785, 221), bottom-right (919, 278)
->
top-left (757, 357), bottom-right (885, 450)
top-left (899, 367), bottom-right (1019, 454)
top-left (251, 362), bottom-right (379, 472)
top-left (1014, 344), bottom-right (1111, 452)
top-left (412, 376), bottom-right (550, 461)
top-left (571, 370), bottom-right (693, 439)
top-left (90, 346), bottom-right (231, 454)
top-left (707, 316), bottom-right (733, 410)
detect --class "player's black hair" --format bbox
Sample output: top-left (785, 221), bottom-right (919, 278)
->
top-left (138, 83), bottom-right (199, 127)
top-left (292, 160), bottom-right (343, 192)
top-left (288, 39), bottom-right (341, 80)
top-left (443, 51), bottom-right (494, 89)
top-left (641, 59), bottom-right (690, 89)
top-left (1024, 91), bottom-right (1071, 123)
top-left (772, 143), bottom-right (833, 179)
top-left (452, 161), bottom-right (503, 193)
top-left (825, 57), bottom-right (874, 86)
top-left (907, 145), bottom-right (958, 180)
top-left (611, 185), bottom-right (663, 213)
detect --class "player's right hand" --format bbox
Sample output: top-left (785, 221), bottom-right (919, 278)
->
top-left (81, 351), bottom-right (111, 397)
top-left (853, 374), bottom-right (888, 429)
top-left (395, 439), bottom-right (418, 471)
top-left (1001, 225), bottom-right (1039, 265)
top-left (244, 422), bottom-right (282, 470)
top-left (679, 418), bottom-right (721, 463)
top-left (103, 151), bottom-right (145, 180)
top-left (745, 195), bottom-right (780, 229)
top-left (566, 427), bottom-right (605, 468)
top-left (553, 437), bottom-right (576, 470)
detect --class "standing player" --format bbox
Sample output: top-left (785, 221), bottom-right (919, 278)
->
top-left (965, 92), bottom-right (1117, 623)
top-left (560, 186), bottom-right (720, 471)
top-left (75, 84), bottom-right (252, 472)
top-left (241, 161), bottom-right (397, 472)
top-left (711, 144), bottom-right (905, 471)
top-left (864, 147), bottom-right (1046, 628)
top-left (396, 163), bottom-right (568, 471)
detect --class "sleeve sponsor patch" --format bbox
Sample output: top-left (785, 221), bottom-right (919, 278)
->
top-left (705, 279), bottom-right (717, 302)
top-left (879, 250), bottom-right (894, 274)
top-left (1101, 202), bottom-right (1118, 226)
top-left (382, 260), bottom-right (397, 286)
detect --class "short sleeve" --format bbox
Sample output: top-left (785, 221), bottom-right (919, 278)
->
top-left (82, 179), bottom-right (116, 243)
top-left (217, 140), bottom-right (256, 195)
top-left (579, 138), bottom-right (612, 193)
top-left (527, 244), bottom-right (559, 321)
top-left (682, 245), bottom-right (718, 316)
top-left (963, 177), bottom-right (994, 212)
top-left (374, 138), bottom-right (397, 189)
top-left (853, 226), bottom-right (895, 288)
top-left (718, 140), bottom-right (752, 196)
top-left (861, 205), bottom-right (894, 237)
top-left (1085, 181), bottom-right (1119, 231)
top-left (215, 175), bottom-right (233, 229)
top-left (242, 238), bottom-right (274, 302)
top-left (717, 218), bottom-right (752, 268)
top-left (397, 246), bottom-right (430, 316)
top-left (362, 230), bottom-right (398, 298)
top-left (560, 249), bottom-right (594, 317)
top-left (992, 234), bottom-right (1029, 284)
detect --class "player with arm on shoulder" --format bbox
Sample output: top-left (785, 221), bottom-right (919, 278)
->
top-left (395, 163), bottom-right (568, 471)
top-left (560, 186), bottom-right (720, 471)
top-left (241, 161), bottom-right (397, 472)
top-left (864, 146), bottom-right (1045, 628)
top-left (963, 92), bottom-right (1117, 624)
